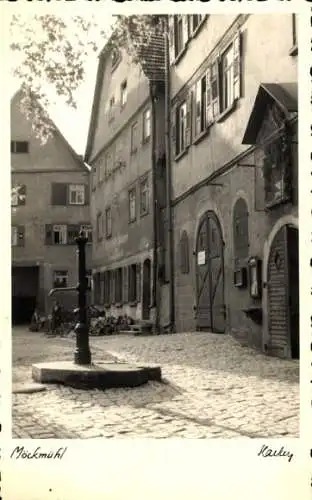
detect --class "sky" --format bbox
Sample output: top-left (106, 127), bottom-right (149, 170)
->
top-left (10, 13), bottom-right (115, 156)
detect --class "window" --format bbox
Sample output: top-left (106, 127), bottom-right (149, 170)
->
top-left (190, 15), bottom-right (203, 34)
top-left (175, 101), bottom-right (187, 156)
top-left (80, 224), bottom-right (93, 243)
top-left (92, 168), bottom-right (97, 191)
top-left (120, 80), bottom-right (127, 107)
top-left (96, 213), bottom-right (103, 241)
top-left (109, 96), bottom-right (115, 122)
top-left (11, 141), bottom-right (29, 154)
top-left (52, 224), bottom-right (67, 245)
top-left (12, 225), bottom-right (25, 247)
top-left (104, 270), bottom-right (111, 305)
top-left (195, 76), bottom-right (207, 137)
top-left (105, 207), bottom-right (112, 238)
top-left (104, 153), bottom-right (113, 179)
top-left (53, 270), bottom-right (68, 289)
top-left (131, 122), bottom-right (138, 154)
top-left (143, 109), bottom-right (151, 142)
top-left (69, 184), bottom-right (85, 205)
top-left (140, 178), bottom-right (149, 216)
top-left (233, 198), bottom-right (249, 263)
top-left (11, 184), bottom-right (26, 207)
top-left (180, 231), bottom-right (190, 274)
top-left (174, 16), bottom-right (184, 57)
top-left (51, 183), bottom-right (88, 205)
top-left (114, 268), bottom-right (122, 303)
top-left (128, 264), bottom-right (137, 302)
top-left (220, 35), bottom-right (241, 114)
top-left (291, 14), bottom-right (298, 54)
top-left (129, 188), bottom-right (136, 222)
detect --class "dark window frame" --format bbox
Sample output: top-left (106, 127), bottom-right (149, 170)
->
top-left (128, 187), bottom-right (137, 223)
top-left (139, 178), bottom-right (149, 216)
top-left (11, 141), bottom-right (29, 154)
top-left (105, 206), bottom-right (112, 239)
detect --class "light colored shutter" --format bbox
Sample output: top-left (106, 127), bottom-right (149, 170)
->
top-left (195, 81), bottom-right (201, 137)
top-left (182, 16), bottom-right (189, 48)
top-left (168, 16), bottom-right (175, 64)
top-left (211, 60), bottom-right (220, 118)
top-left (205, 68), bottom-right (213, 126)
top-left (185, 92), bottom-right (192, 147)
top-left (171, 105), bottom-right (177, 157)
top-left (233, 32), bottom-right (241, 100)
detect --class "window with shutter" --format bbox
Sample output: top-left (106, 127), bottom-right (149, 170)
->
top-left (233, 198), bottom-right (249, 264)
top-left (219, 33), bottom-right (242, 114)
top-left (11, 184), bottom-right (26, 207)
top-left (206, 68), bottom-right (213, 126)
top-left (52, 224), bottom-right (67, 245)
top-left (80, 224), bottom-right (93, 243)
top-left (129, 188), bottom-right (136, 222)
top-left (175, 101), bottom-right (187, 156)
top-left (69, 184), bottom-right (85, 205)
top-left (211, 61), bottom-right (220, 118)
top-left (51, 183), bottom-right (68, 206)
top-left (171, 105), bottom-right (177, 156)
top-left (168, 16), bottom-right (175, 64)
top-left (45, 224), bottom-right (53, 245)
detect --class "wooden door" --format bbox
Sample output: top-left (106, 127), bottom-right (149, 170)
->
top-left (196, 212), bottom-right (225, 333)
top-left (267, 225), bottom-right (299, 358)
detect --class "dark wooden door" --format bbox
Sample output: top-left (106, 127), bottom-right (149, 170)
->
top-left (196, 212), bottom-right (225, 333)
top-left (142, 259), bottom-right (151, 320)
top-left (267, 225), bottom-right (299, 359)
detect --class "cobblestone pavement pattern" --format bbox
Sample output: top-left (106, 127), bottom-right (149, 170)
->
top-left (12, 328), bottom-right (299, 439)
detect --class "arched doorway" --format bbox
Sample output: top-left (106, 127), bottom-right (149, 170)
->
top-left (195, 211), bottom-right (225, 333)
top-left (267, 225), bottom-right (299, 359)
top-left (142, 259), bottom-right (151, 320)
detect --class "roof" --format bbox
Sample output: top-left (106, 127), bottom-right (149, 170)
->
top-left (242, 82), bottom-right (298, 145)
top-left (84, 21), bottom-right (165, 163)
top-left (11, 88), bottom-right (88, 173)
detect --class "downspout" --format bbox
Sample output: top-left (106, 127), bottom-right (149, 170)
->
top-left (150, 83), bottom-right (160, 333)
top-left (164, 19), bottom-right (175, 332)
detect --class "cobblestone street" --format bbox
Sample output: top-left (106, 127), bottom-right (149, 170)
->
top-left (12, 328), bottom-right (299, 439)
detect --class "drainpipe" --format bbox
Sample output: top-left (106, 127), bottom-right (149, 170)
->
top-left (164, 18), bottom-right (175, 332)
top-left (150, 83), bottom-right (160, 333)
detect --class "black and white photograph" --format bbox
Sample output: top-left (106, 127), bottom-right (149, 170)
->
top-left (10, 12), bottom-right (299, 441)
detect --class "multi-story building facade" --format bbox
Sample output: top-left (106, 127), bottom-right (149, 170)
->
top-left (168, 14), bottom-right (298, 358)
top-left (11, 90), bottom-right (92, 324)
top-left (85, 28), bottom-right (168, 327)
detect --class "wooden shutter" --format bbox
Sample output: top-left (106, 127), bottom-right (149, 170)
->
top-left (211, 60), bottom-right (220, 118)
top-left (45, 224), bottom-right (53, 245)
top-left (123, 267), bottom-right (128, 304)
top-left (67, 224), bottom-right (79, 244)
top-left (185, 92), bottom-right (192, 147)
top-left (17, 225), bottom-right (25, 247)
top-left (51, 183), bottom-right (67, 206)
top-left (84, 184), bottom-right (90, 205)
top-left (182, 16), bottom-right (189, 48)
top-left (206, 68), bottom-right (213, 126)
top-left (168, 16), bottom-right (175, 64)
top-left (136, 263), bottom-right (141, 302)
top-left (171, 105), bottom-right (177, 157)
top-left (194, 81), bottom-right (201, 137)
top-left (18, 184), bottom-right (26, 206)
top-left (233, 32), bottom-right (241, 100)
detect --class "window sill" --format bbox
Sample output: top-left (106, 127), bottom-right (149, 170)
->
top-left (193, 125), bottom-right (212, 146)
top-left (289, 44), bottom-right (298, 56)
top-left (173, 45), bottom-right (187, 65)
top-left (265, 195), bottom-right (291, 210)
top-left (174, 148), bottom-right (189, 162)
top-left (216, 100), bottom-right (237, 123)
